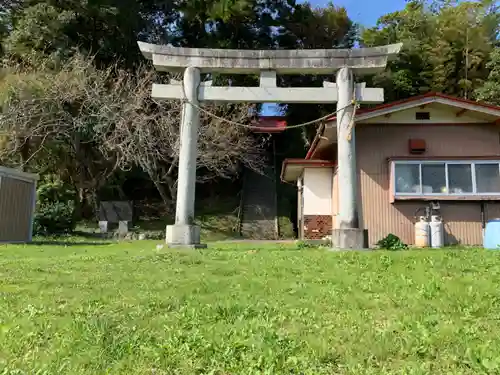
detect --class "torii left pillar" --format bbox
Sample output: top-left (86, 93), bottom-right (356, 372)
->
top-left (165, 67), bottom-right (207, 248)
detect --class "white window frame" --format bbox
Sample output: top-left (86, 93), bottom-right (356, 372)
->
top-left (392, 160), bottom-right (500, 198)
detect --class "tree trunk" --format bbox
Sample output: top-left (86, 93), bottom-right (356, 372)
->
top-left (15, 136), bottom-right (29, 171)
top-left (19, 137), bottom-right (30, 170)
top-left (152, 179), bottom-right (170, 206)
top-left (165, 176), bottom-right (177, 201)
top-left (91, 190), bottom-right (99, 220)
top-left (116, 184), bottom-right (126, 200)
top-left (74, 187), bottom-right (85, 221)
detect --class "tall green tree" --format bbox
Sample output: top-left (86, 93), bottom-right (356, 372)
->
top-left (5, 0), bottom-right (498, 216)
top-left (475, 47), bottom-right (500, 105)
top-left (430, 0), bottom-right (498, 98)
top-left (361, 0), bottom-right (499, 101)
top-left (278, 2), bottom-right (357, 152)
top-left (3, 0), bottom-right (178, 67)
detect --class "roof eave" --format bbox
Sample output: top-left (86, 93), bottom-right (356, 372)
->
top-left (281, 159), bottom-right (336, 182)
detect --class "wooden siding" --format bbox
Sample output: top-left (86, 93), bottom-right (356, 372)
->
top-left (0, 176), bottom-right (34, 242)
top-left (355, 123), bottom-right (500, 246)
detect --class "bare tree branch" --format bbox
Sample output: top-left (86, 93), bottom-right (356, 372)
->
top-left (0, 54), bottom-right (266, 208)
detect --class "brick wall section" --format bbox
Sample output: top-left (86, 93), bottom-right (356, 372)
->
top-left (303, 215), bottom-right (332, 240)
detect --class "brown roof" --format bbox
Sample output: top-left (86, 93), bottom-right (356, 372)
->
top-left (324, 92), bottom-right (500, 122)
top-left (305, 92), bottom-right (500, 160)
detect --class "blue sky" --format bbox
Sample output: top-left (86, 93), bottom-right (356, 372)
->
top-left (262, 1), bottom-right (408, 116)
top-left (306, 0), bottom-right (408, 27)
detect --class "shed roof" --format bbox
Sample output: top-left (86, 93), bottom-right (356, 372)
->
top-left (281, 159), bottom-right (336, 182)
top-left (0, 167), bottom-right (39, 183)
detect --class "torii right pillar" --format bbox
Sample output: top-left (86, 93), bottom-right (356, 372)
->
top-left (332, 66), bottom-right (364, 249)
top-left (331, 44), bottom-right (403, 250)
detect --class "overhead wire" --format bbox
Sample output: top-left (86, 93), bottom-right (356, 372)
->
top-left (346, 89), bottom-right (359, 141)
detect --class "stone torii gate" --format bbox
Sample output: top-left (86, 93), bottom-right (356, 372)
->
top-left (138, 42), bottom-right (402, 248)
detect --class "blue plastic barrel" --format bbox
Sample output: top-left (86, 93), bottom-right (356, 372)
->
top-left (484, 219), bottom-right (500, 249)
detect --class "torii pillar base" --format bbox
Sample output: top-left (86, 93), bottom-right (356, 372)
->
top-left (330, 229), bottom-right (368, 250)
top-left (166, 224), bottom-right (207, 249)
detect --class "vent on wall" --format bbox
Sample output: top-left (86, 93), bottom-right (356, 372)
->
top-left (409, 139), bottom-right (426, 154)
top-left (416, 111), bottom-right (431, 120)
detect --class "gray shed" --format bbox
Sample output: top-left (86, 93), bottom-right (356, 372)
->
top-left (0, 167), bottom-right (39, 243)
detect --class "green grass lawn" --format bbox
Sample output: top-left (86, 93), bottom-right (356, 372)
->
top-left (1, 242), bottom-right (500, 374)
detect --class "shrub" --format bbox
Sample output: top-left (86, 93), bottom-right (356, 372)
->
top-left (377, 234), bottom-right (408, 251)
top-left (33, 174), bottom-right (76, 235)
top-left (296, 240), bottom-right (326, 249)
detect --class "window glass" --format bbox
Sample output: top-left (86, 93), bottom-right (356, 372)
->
top-left (476, 163), bottom-right (500, 193)
top-left (421, 163), bottom-right (446, 194)
top-left (448, 164), bottom-right (473, 194)
top-left (395, 164), bottom-right (420, 193)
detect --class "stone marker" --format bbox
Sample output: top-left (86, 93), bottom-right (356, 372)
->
top-left (98, 201), bottom-right (133, 235)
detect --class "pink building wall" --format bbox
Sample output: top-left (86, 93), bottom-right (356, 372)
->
top-left (353, 123), bottom-right (500, 246)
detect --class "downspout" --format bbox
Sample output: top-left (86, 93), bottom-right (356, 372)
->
top-left (272, 137), bottom-right (280, 239)
top-left (481, 202), bottom-right (486, 239)
top-left (297, 177), bottom-right (304, 240)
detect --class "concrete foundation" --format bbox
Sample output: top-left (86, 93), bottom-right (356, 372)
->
top-left (118, 221), bottom-right (129, 235)
top-left (166, 224), bottom-right (207, 248)
top-left (99, 221), bottom-right (108, 233)
top-left (330, 229), bottom-right (368, 250)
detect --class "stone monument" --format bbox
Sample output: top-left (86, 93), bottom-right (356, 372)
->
top-left (98, 201), bottom-right (133, 236)
top-left (138, 42), bottom-right (402, 249)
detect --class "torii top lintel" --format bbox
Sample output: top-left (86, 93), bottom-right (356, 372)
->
top-left (137, 42), bottom-right (403, 75)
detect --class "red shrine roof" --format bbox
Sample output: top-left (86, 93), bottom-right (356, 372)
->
top-left (252, 116), bottom-right (287, 133)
